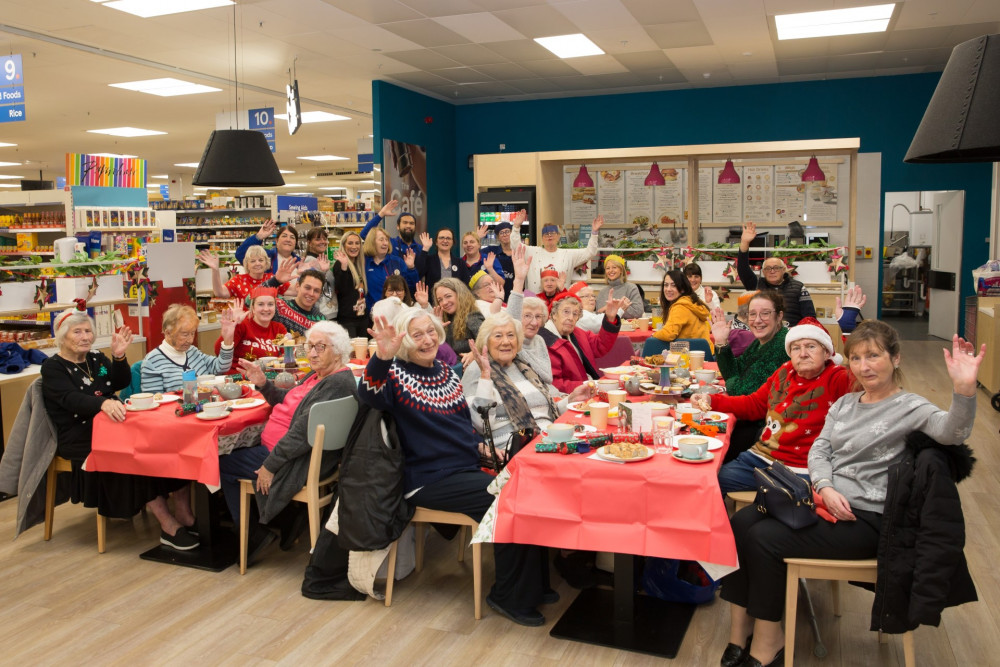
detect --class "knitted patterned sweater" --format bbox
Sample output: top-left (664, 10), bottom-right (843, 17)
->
top-left (358, 355), bottom-right (481, 493)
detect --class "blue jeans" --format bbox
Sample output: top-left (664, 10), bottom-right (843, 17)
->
top-left (718, 450), bottom-right (810, 495)
top-left (218, 445), bottom-right (270, 523)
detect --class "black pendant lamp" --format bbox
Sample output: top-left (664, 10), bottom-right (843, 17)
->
top-left (905, 34), bottom-right (1000, 163)
top-left (192, 130), bottom-right (284, 187)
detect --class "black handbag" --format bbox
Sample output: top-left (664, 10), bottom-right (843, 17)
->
top-left (753, 460), bottom-right (817, 529)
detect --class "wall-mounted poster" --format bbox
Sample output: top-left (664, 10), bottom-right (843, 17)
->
top-left (774, 164), bottom-right (806, 223)
top-left (383, 139), bottom-right (427, 236)
top-left (654, 167), bottom-right (684, 240)
top-left (596, 169), bottom-right (624, 225)
top-left (742, 165), bottom-right (774, 223)
top-left (712, 166), bottom-right (742, 224)
top-left (804, 163), bottom-right (838, 222)
top-left (698, 167), bottom-right (713, 224)
top-left (625, 169), bottom-right (654, 235)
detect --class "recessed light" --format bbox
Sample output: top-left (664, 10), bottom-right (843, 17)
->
top-left (174, 162), bottom-right (200, 168)
top-left (244, 190), bottom-right (274, 193)
top-left (286, 193), bottom-right (314, 196)
top-left (150, 174), bottom-right (169, 179)
top-left (357, 189), bottom-right (377, 193)
top-left (273, 111), bottom-right (349, 123)
top-left (0, 184), bottom-right (20, 188)
top-left (0, 142), bottom-right (16, 148)
top-left (89, 153), bottom-right (138, 159)
top-left (776, 3), bottom-right (895, 40)
top-left (0, 174), bottom-right (23, 179)
top-left (278, 170), bottom-right (295, 174)
top-left (88, 127), bottom-right (166, 137)
top-left (534, 33), bottom-right (604, 59)
top-left (318, 187), bottom-right (347, 191)
top-left (110, 78), bottom-right (221, 97)
top-left (281, 183), bottom-right (306, 187)
top-left (297, 155), bottom-right (349, 161)
top-left (0, 162), bottom-right (22, 167)
top-left (102, 0), bottom-right (234, 19)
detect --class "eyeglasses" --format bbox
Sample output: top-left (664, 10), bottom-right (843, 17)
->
top-left (384, 288), bottom-right (405, 295)
top-left (304, 343), bottom-right (328, 353)
top-left (747, 310), bottom-right (775, 321)
top-left (789, 341), bottom-right (822, 354)
top-left (762, 265), bottom-right (785, 272)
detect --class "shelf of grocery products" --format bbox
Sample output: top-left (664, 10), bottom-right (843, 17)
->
top-left (0, 227), bottom-right (67, 233)
top-left (0, 250), bottom-right (54, 256)
top-left (176, 224), bottom-right (263, 229)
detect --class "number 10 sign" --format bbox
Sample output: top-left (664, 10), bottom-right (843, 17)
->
top-left (1, 54), bottom-right (25, 123)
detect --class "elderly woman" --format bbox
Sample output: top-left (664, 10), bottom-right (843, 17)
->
top-left (214, 287), bottom-right (287, 373)
top-left (596, 255), bottom-right (644, 319)
top-left (198, 246), bottom-right (288, 304)
top-left (693, 317), bottom-right (852, 494)
top-left (463, 312), bottom-right (593, 449)
top-left (469, 270), bottom-right (503, 317)
top-left (652, 270), bottom-right (712, 350)
top-left (360, 308), bottom-right (550, 626)
top-left (506, 245), bottom-right (552, 382)
top-left (235, 219), bottom-right (301, 275)
top-left (363, 227), bottom-right (419, 311)
top-left (433, 277), bottom-right (484, 357)
top-left (540, 290), bottom-right (628, 393)
top-left (217, 321), bottom-right (358, 558)
top-left (566, 281), bottom-right (605, 333)
top-left (140, 304), bottom-right (237, 393)
top-left (717, 321), bottom-right (982, 667)
top-left (41, 305), bottom-right (199, 550)
top-left (329, 230), bottom-right (368, 337)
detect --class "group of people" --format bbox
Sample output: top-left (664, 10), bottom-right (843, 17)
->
top-left (29, 210), bottom-right (984, 643)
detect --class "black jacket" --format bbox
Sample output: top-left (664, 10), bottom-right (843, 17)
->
top-left (336, 405), bottom-right (414, 551)
top-left (870, 431), bottom-right (978, 633)
top-left (417, 252), bottom-right (470, 293)
top-left (736, 250), bottom-right (816, 326)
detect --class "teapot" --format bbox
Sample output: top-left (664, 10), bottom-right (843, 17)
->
top-left (624, 374), bottom-right (645, 396)
top-left (218, 380), bottom-right (243, 400)
top-left (274, 371), bottom-right (297, 389)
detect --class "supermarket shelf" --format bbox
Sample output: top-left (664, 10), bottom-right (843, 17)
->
top-left (0, 227), bottom-right (67, 233)
top-left (176, 224), bottom-right (261, 229)
top-left (78, 227), bottom-right (159, 232)
top-left (0, 251), bottom-right (55, 256)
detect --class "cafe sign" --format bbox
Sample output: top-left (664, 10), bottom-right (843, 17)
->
top-left (65, 153), bottom-right (147, 188)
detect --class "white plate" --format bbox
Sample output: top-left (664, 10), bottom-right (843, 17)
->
top-left (704, 411), bottom-right (728, 422)
top-left (542, 424), bottom-right (596, 437)
top-left (600, 365), bottom-right (642, 377)
top-left (227, 398), bottom-right (266, 410)
top-left (125, 403), bottom-right (158, 412)
top-left (196, 411), bottom-right (229, 421)
top-left (676, 436), bottom-right (725, 452)
top-left (671, 451), bottom-right (715, 464)
top-left (347, 362), bottom-right (367, 371)
top-left (155, 394), bottom-right (181, 404)
top-left (597, 445), bottom-right (654, 463)
top-left (567, 401), bottom-right (589, 413)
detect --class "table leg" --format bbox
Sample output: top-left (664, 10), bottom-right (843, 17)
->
top-left (549, 553), bottom-right (696, 658)
top-left (139, 484), bottom-right (238, 572)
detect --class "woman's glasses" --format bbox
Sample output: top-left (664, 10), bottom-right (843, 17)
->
top-left (304, 343), bottom-right (328, 353)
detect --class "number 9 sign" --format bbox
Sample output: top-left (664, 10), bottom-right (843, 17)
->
top-left (2, 55), bottom-right (22, 83)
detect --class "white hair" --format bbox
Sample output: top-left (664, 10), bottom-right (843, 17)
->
top-left (394, 308), bottom-right (445, 364)
top-left (371, 296), bottom-right (405, 324)
top-left (476, 311), bottom-right (523, 356)
top-left (54, 312), bottom-right (95, 347)
top-left (305, 320), bottom-right (352, 364)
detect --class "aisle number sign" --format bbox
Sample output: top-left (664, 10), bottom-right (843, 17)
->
top-left (248, 107), bottom-right (276, 153)
top-left (0, 55), bottom-right (25, 123)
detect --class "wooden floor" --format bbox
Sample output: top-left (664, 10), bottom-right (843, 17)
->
top-left (0, 340), bottom-right (997, 666)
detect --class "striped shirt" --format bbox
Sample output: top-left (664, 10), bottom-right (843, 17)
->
top-left (140, 344), bottom-right (234, 392)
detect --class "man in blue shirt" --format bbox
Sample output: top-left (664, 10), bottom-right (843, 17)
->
top-left (360, 199), bottom-right (423, 260)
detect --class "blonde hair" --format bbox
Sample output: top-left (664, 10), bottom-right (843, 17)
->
top-left (461, 231), bottom-right (480, 254)
top-left (242, 245), bottom-right (269, 274)
top-left (339, 231), bottom-right (366, 293)
top-left (162, 304), bottom-right (198, 334)
top-left (434, 278), bottom-right (478, 340)
top-left (476, 312), bottom-right (523, 357)
top-left (363, 227), bottom-right (391, 258)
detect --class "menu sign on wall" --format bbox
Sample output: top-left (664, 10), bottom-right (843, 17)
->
top-left (0, 54), bottom-right (25, 123)
top-left (698, 167), bottom-right (713, 224)
top-left (804, 163), bottom-right (838, 222)
top-left (624, 169), bottom-right (654, 229)
top-left (742, 165), bottom-right (774, 222)
top-left (595, 170), bottom-right (624, 224)
top-left (774, 165), bottom-right (806, 223)
top-left (712, 166), bottom-right (742, 224)
top-left (654, 167), bottom-right (684, 232)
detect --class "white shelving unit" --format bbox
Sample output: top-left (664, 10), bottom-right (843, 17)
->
top-left (0, 190), bottom-right (73, 257)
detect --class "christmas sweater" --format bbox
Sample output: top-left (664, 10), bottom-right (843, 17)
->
top-left (224, 273), bottom-right (288, 304)
top-left (214, 317), bottom-right (287, 372)
top-left (273, 297), bottom-right (324, 335)
top-left (358, 354), bottom-right (481, 493)
top-left (710, 360), bottom-right (851, 468)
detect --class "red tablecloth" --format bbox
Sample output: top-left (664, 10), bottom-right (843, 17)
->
top-left (619, 328), bottom-right (655, 344)
top-left (491, 372), bottom-right (737, 567)
top-left (88, 394), bottom-right (271, 486)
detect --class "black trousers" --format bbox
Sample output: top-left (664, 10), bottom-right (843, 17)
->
top-left (723, 419), bottom-right (764, 464)
top-left (719, 505), bottom-right (881, 622)
top-left (411, 469), bottom-right (547, 610)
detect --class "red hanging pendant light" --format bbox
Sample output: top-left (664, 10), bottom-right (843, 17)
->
top-left (801, 156), bottom-right (826, 182)
top-left (644, 162), bottom-right (666, 186)
top-left (573, 165), bottom-right (594, 188)
top-left (717, 159), bottom-right (740, 184)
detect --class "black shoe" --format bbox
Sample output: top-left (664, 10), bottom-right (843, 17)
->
top-left (160, 526), bottom-right (200, 551)
top-left (721, 634), bottom-right (752, 667)
top-left (247, 527), bottom-right (277, 566)
top-left (280, 508), bottom-right (308, 551)
top-left (554, 552), bottom-right (597, 589)
top-left (542, 589), bottom-right (560, 605)
top-left (741, 647), bottom-right (784, 667)
top-left (486, 593), bottom-right (545, 627)
top-left (182, 523), bottom-right (199, 538)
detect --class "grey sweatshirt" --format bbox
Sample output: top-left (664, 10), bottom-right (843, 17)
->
top-left (596, 279), bottom-right (644, 319)
top-left (808, 390), bottom-right (976, 513)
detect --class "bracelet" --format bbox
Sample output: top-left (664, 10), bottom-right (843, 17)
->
top-left (112, 354), bottom-right (127, 361)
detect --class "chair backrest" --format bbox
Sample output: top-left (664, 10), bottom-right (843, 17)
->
top-left (642, 337), bottom-right (670, 357)
top-left (641, 337), bottom-right (714, 362)
top-left (308, 396), bottom-right (359, 451)
top-left (678, 338), bottom-right (715, 362)
top-left (593, 335), bottom-right (634, 369)
top-left (118, 361), bottom-right (144, 400)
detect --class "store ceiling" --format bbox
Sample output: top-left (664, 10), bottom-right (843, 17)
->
top-left (0, 0), bottom-right (998, 197)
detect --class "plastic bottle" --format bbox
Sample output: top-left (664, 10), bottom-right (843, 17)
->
top-left (182, 370), bottom-right (197, 405)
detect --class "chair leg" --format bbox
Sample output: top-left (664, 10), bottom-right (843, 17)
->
top-left (457, 525), bottom-right (467, 563)
top-left (415, 523), bottom-right (425, 572)
top-left (902, 631), bottom-right (915, 667)
top-left (239, 481), bottom-right (251, 575)
top-left (307, 500), bottom-right (321, 551)
top-left (785, 563), bottom-right (800, 666)
top-left (43, 461), bottom-right (57, 541)
top-left (472, 542), bottom-right (482, 620)
top-left (831, 579), bottom-right (842, 616)
top-left (385, 541), bottom-right (398, 607)
top-left (96, 514), bottom-right (107, 554)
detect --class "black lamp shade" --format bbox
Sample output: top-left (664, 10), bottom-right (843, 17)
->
top-left (905, 34), bottom-right (1000, 163)
top-left (192, 130), bottom-right (285, 186)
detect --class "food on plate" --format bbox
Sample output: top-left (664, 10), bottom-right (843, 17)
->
top-left (601, 170), bottom-right (621, 182)
top-left (153, 393), bottom-right (163, 401)
top-left (632, 215), bottom-right (649, 227)
top-left (605, 442), bottom-right (648, 459)
top-left (233, 397), bottom-right (256, 405)
top-left (645, 354), bottom-right (665, 366)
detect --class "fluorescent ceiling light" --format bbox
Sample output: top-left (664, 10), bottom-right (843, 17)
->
top-left (274, 111), bottom-right (349, 123)
top-left (109, 78), bottom-right (221, 97)
top-left (0, 161), bottom-right (22, 167)
top-left (776, 3), bottom-right (894, 40)
top-left (90, 152), bottom-right (137, 159)
top-left (297, 155), bottom-right (349, 161)
top-left (102, 0), bottom-right (234, 19)
top-left (279, 170), bottom-right (294, 174)
top-left (534, 33), bottom-right (604, 59)
top-left (88, 127), bottom-right (166, 137)
top-left (319, 187), bottom-right (347, 191)
top-left (0, 184), bottom-right (20, 188)
top-left (0, 142), bottom-right (16, 148)
top-left (281, 183), bottom-right (306, 187)
top-left (0, 174), bottom-right (23, 179)
top-left (358, 189), bottom-right (377, 193)
top-left (244, 189), bottom-right (274, 193)
top-left (287, 193), bottom-right (314, 196)
top-left (174, 162), bottom-right (200, 168)
top-left (150, 174), bottom-right (168, 179)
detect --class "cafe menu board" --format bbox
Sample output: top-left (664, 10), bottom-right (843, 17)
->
top-left (596, 170), bottom-right (625, 225)
top-left (570, 183), bottom-right (597, 226)
top-left (625, 169), bottom-right (654, 229)
top-left (654, 167), bottom-right (684, 231)
top-left (774, 165), bottom-right (806, 223)
top-left (804, 163), bottom-right (838, 222)
top-left (742, 165), bottom-right (774, 223)
top-left (712, 166), bottom-right (743, 224)
top-left (698, 167), bottom-right (713, 224)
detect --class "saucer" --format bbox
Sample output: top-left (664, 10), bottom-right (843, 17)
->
top-left (196, 411), bottom-right (229, 421)
top-left (125, 403), bottom-right (158, 412)
top-left (671, 451), bottom-right (714, 464)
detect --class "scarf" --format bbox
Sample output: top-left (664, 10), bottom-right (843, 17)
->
top-left (490, 357), bottom-right (558, 432)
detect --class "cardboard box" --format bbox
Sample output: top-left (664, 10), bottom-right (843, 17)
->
top-left (15, 232), bottom-right (38, 252)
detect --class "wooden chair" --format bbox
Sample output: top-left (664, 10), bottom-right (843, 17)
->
top-left (384, 508), bottom-right (482, 620)
top-left (44, 455), bottom-right (107, 553)
top-left (238, 396), bottom-right (357, 574)
top-left (784, 558), bottom-right (915, 666)
top-left (727, 490), bottom-right (757, 514)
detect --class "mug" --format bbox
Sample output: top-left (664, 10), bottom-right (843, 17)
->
top-left (125, 392), bottom-right (155, 410)
top-left (596, 379), bottom-right (619, 394)
top-left (677, 436), bottom-right (708, 459)
top-left (546, 423), bottom-right (576, 443)
top-left (694, 369), bottom-right (717, 384)
top-left (201, 401), bottom-right (228, 417)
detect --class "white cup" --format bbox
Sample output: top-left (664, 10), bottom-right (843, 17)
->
top-left (676, 405), bottom-right (702, 422)
top-left (694, 369), bottom-right (717, 384)
top-left (125, 392), bottom-right (155, 410)
top-left (201, 401), bottom-right (228, 417)
top-left (677, 436), bottom-right (709, 459)
top-left (197, 374), bottom-right (216, 385)
top-left (546, 423), bottom-right (576, 443)
top-left (596, 379), bottom-right (619, 394)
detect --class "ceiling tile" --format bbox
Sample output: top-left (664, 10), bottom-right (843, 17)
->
top-left (481, 39), bottom-right (555, 61)
top-left (383, 49), bottom-right (464, 69)
top-left (776, 58), bottom-right (830, 77)
top-left (379, 19), bottom-right (471, 47)
top-left (493, 5), bottom-right (581, 39)
top-left (434, 12), bottom-right (526, 42)
top-left (726, 62), bottom-right (780, 79)
top-left (472, 62), bottom-right (537, 80)
top-left (946, 21), bottom-right (1000, 46)
top-left (876, 47), bottom-right (953, 69)
top-left (399, 0), bottom-right (484, 18)
top-left (588, 28), bottom-right (662, 54)
top-left (551, 0), bottom-right (643, 32)
top-left (429, 66), bottom-right (496, 83)
top-left (564, 55), bottom-right (630, 76)
top-left (825, 33), bottom-right (889, 57)
top-left (431, 43), bottom-right (509, 66)
top-left (471, 0), bottom-right (553, 10)
top-left (772, 36), bottom-right (830, 59)
top-left (620, 0), bottom-right (702, 25)
top-left (613, 50), bottom-right (676, 72)
top-left (506, 78), bottom-right (562, 93)
top-left (961, 0), bottom-right (1000, 24)
top-left (324, 24), bottom-right (424, 52)
top-left (320, 0), bottom-right (422, 24)
top-left (893, 0), bottom-right (978, 30)
top-left (645, 21), bottom-right (714, 50)
top-left (884, 26), bottom-right (953, 51)
top-left (516, 58), bottom-right (581, 77)
top-left (458, 81), bottom-right (525, 96)
top-left (827, 53), bottom-right (883, 72)
top-left (386, 70), bottom-right (456, 87)
top-left (629, 69), bottom-right (688, 85)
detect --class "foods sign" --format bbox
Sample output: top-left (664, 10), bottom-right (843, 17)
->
top-left (0, 54), bottom-right (25, 123)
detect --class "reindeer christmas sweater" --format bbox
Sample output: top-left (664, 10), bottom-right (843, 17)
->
top-left (711, 360), bottom-right (851, 468)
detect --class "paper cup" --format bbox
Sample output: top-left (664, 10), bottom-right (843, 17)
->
top-left (607, 389), bottom-right (627, 409)
top-left (689, 350), bottom-right (705, 370)
top-left (589, 402), bottom-right (610, 430)
top-left (637, 317), bottom-right (651, 331)
top-left (351, 338), bottom-right (368, 360)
